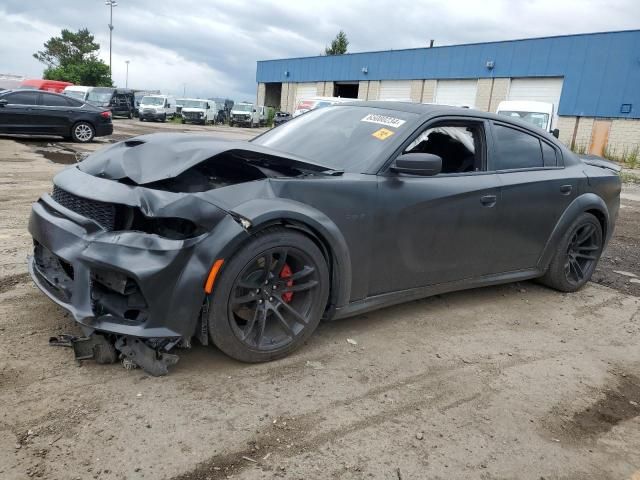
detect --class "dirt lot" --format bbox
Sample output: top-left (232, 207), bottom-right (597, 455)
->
top-left (0, 121), bottom-right (639, 480)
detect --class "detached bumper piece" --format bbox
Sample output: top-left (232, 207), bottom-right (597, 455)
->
top-left (49, 333), bottom-right (180, 376)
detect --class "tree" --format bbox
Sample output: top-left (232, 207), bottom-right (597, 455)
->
top-left (33, 28), bottom-right (112, 86)
top-left (325, 30), bottom-right (349, 55)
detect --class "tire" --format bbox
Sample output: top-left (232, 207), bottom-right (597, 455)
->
top-left (127, 112), bottom-right (133, 119)
top-left (540, 212), bottom-right (603, 292)
top-left (229, 121), bottom-right (234, 127)
top-left (71, 121), bottom-right (95, 143)
top-left (208, 228), bottom-right (330, 363)
top-left (160, 114), bottom-right (166, 123)
top-left (139, 117), bottom-right (144, 122)
top-left (181, 119), bottom-right (186, 124)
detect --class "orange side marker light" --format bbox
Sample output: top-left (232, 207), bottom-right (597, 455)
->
top-left (204, 259), bottom-right (224, 294)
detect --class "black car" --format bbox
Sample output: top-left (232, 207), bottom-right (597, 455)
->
top-left (27, 102), bottom-right (620, 375)
top-left (0, 89), bottom-right (113, 142)
top-left (87, 87), bottom-right (135, 118)
top-left (273, 111), bottom-right (291, 126)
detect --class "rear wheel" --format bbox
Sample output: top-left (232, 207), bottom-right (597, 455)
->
top-left (208, 228), bottom-right (329, 362)
top-left (540, 212), bottom-right (603, 292)
top-left (71, 122), bottom-right (95, 143)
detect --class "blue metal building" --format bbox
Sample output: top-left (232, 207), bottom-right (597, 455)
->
top-left (256, 29), bottom-right (640, 119)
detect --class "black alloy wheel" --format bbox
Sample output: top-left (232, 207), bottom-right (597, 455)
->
top-left (209, 228), bottom-right (329, 362)
top-left (541, 212), bottom-right (603, 292)
top-left (564, 222), bottom-right (601, 285)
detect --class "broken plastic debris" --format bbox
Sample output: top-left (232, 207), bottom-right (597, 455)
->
top-left (346, 338), bottom-right (358, 345)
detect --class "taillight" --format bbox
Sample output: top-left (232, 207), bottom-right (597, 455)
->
top-left (100, 111), bottom-right (111, 119)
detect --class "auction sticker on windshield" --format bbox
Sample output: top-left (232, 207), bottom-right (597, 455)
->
top-left (361, 114), bottom-right (406, 128)
top-left (371, 128), bottom-right (395, 140)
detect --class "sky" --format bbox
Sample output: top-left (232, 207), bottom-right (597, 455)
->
top-left (0, 0), bottom-right (638, 101)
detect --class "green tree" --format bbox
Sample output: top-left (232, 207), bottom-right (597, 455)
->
top-left (33, 28), bottom-right (113, 86)
top-left (325, 30), bottom-right (349, 55)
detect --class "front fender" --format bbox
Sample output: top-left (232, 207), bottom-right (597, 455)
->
top-left (538, 193), bottom-right (610, 270)
top-left (230, 198), bottom-right (352, 313)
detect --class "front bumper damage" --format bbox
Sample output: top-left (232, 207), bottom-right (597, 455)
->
top-left (28, 166), bottom-right (247, 375)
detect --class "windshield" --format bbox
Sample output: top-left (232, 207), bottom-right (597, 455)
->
top-left (183, 100), bottom-right (207, 109)
top-left (252, 106), bottom-right (417, 172)
top-left (64, 91), bottom-right (86, 100)
top-left (234, 104), bottom-right (252, 112)
top-left (87, 90), bottom-right (113, 103)
top-left (141, 96), bottom-right (166, 106)
top-left (498, 110), bottom-right (550, 130)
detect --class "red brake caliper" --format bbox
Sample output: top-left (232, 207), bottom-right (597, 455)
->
top-left (280, 264), bottom-right (294, 303)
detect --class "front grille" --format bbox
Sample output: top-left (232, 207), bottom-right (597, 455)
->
top-left (184, 112), bottom-right (200, 119)
top-left (52, 186), bottom-right (116, 231)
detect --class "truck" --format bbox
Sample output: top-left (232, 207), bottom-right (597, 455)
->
top-left (496, 100), bottom-right (559, 138)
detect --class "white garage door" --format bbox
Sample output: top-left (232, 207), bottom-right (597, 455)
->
top-left (507, 77), bottom-right (564, 107)
top-left (435, 80), bottom-right (477, 107)
top-left (378, 80), bottom-right (412, 101)
top-left (294, 83), bottom-right (318, 106)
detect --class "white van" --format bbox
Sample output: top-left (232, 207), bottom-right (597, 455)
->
top-left (181, 98), bottom-right (217, 125)
top-left (138, 95), bottom-right (176, 122)
top-left (230, 102), bottom-right (259, 127)
top-left (496, 100), bottom-right (558, 137)
top-left (63, 86), bottom-right (91, 102)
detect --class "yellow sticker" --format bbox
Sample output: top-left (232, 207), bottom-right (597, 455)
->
top-left (372, 128), bottom-right (395, 140)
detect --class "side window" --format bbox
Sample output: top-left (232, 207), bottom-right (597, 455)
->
top-left (41, 93), bottom-right (72, 107)
top-left (404, 122), bottom-right (485, 174)
top-left (493, 124), bottom-right (543, 170)
top-left (5, 91), bottom-right (39, 105)
top-left (541, 140), bottom-right (558, 167)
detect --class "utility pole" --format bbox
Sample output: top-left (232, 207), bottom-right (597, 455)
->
top-left (105, 0), bottom-right (118, 77)
top-left (125, 60), bottom-right (130, 88)
top-left (183, 83), bottom-right (186, 97)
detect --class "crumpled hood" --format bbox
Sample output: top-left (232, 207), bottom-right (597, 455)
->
top-left (78, 132), bottom-right (336, 185)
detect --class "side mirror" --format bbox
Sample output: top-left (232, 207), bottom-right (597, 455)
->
top-left (0, 99), bottom-right (7, 107)
top-left (252, 108), bottom-right (257, 113)
top-left (167, 103), bottom-right (171, 108)
top-left (391, 153), bottom-right (442, 176)
top-left (551, 128), bottom-right (560, 139)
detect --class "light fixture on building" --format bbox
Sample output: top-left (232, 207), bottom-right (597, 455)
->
top-left (284, 70), bottom-right (289, 77)
top-left (361, 66), bottom-right (368, 74)
top-left (485, 60), bottom-right (495, 70)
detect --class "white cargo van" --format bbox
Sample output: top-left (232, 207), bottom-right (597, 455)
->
top-left (496, 100), bottom-right (559, 137)
top-left (138, 95), bottom-right (176, 122)
top-left (63, 86), bottom-right (91, 102)
top-left (230, 102), bottom-right (260, 127)
top-left (181, 98), bottom-right (217, 125)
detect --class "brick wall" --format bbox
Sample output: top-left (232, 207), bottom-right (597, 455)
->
top-left (410, 80), bottom-right (424, 103)
top-left (608, 119), bottom-right (640, 157)
top-left (574, 117), bottom-right (595, 151)
top-left (367, 81), bottom-right (380, 100)
top-left (256, 83), bottom-right (266, 107)
top-left (556, 116), bottom-right (577, 146)
top-left (422, 80), bottom-right (436, 103)
top-left (280, 83), bottom-right (298, 113)
top-left (489, 78), bottom-right (510, 113)
top-left (475, 79), bottom-right (492, 111)
top-left (358, 81), bottom-right (369, 100)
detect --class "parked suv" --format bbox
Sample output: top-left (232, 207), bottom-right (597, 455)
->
top-left (86, 87), bottom-right (135, 118)
top-left (0, 89), bottom-right (112, 142)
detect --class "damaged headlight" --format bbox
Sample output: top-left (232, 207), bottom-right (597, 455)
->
top-left (124, 209), bottom-right (206, 240)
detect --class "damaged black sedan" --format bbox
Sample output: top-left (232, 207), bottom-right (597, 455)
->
top-left (28, 102), bottom-right (621, 374)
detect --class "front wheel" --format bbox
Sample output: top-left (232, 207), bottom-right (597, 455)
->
top-left (208, 228), bottom-right (329, 362)
top-left (71, 122), bottom-right (95, 143)
top-left (540, 212), bottom-right (603, 292)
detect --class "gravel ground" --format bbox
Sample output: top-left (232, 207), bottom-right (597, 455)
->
top-left (0, 121), bottom-right (638, 480)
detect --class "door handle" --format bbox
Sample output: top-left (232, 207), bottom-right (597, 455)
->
top-left (560, 184), bottom-right (573, 195)
top-left (480, 194), bottom-right (497, 207)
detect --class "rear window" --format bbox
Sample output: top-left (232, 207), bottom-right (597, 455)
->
top-left (493, 124), bottom-right (543, 170)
